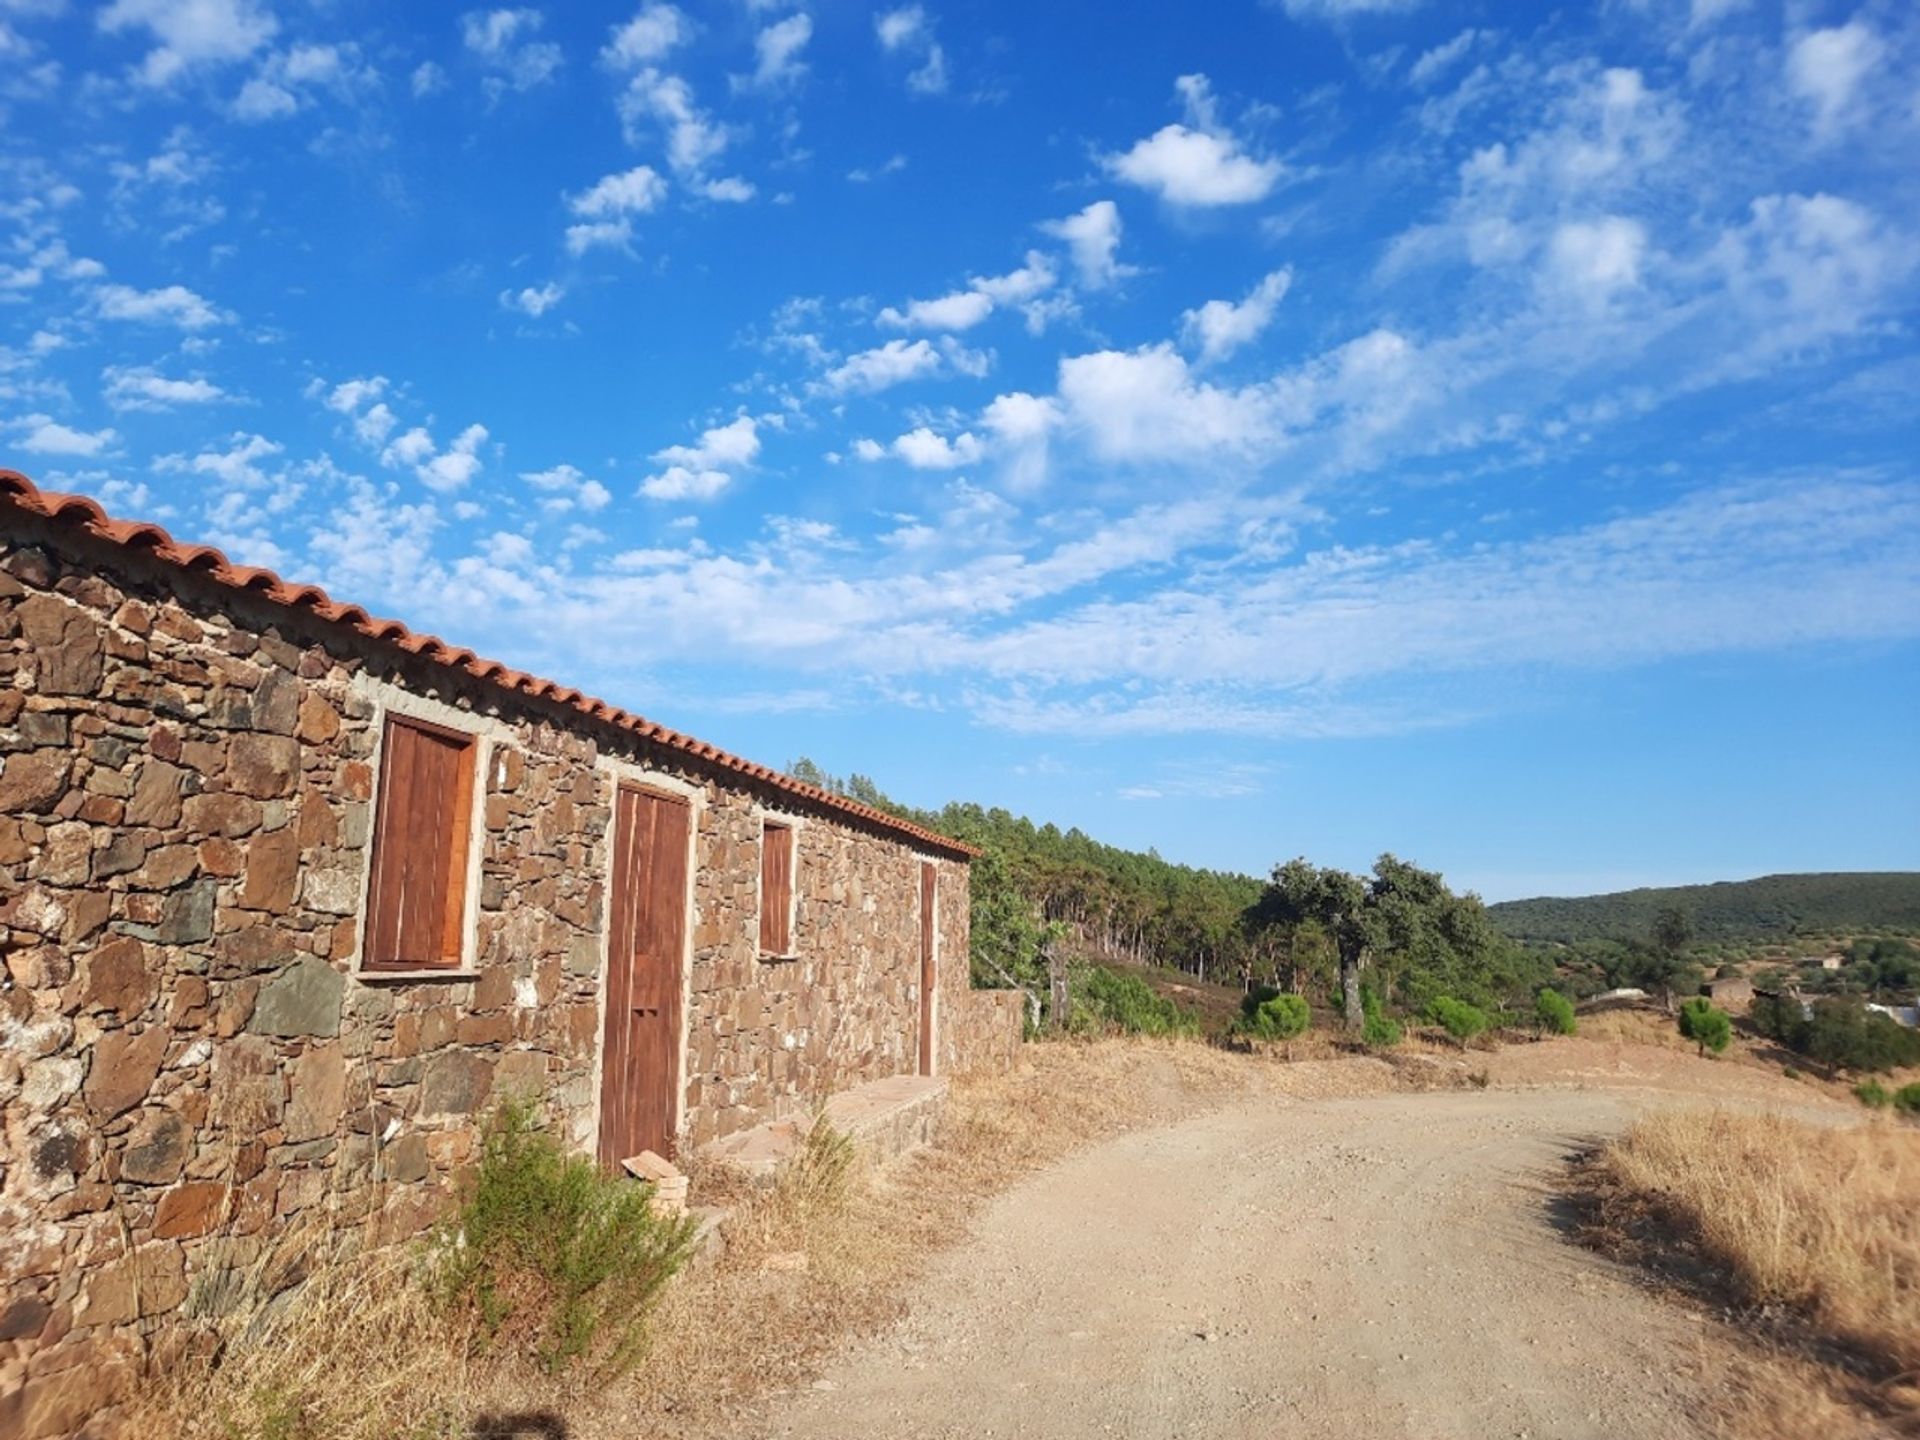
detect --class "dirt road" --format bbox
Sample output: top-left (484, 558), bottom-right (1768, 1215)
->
top-left (746, 1083), bottom-right (1746, 1440)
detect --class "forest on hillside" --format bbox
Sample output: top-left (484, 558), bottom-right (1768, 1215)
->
top-left (788, 760), bottom-right (1552, 1020)
top-left (1487, 872), bottom-right (1920, 946)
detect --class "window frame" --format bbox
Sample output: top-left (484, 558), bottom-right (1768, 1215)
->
top-left (757, 816), bottom-right (799, 960)
top-left (359, 710), bottom-right (483, 976)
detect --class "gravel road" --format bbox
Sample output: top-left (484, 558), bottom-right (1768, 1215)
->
top-left (747, 1085), bottom-right (1728, 1440)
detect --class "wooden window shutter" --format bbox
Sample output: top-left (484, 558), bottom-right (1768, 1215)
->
top-left (759, 822), bottom-right (794, 956)
top-left (363, 714), bottom-right (477, 970)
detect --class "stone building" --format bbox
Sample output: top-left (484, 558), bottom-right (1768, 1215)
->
top-left (0, 469), bottom-right (1024, 1436)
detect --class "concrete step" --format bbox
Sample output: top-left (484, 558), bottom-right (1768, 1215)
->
top-left (703, 1073), bottom-right (948, 1181)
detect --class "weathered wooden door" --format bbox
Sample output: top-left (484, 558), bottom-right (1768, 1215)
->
top-left (919, 861), bottom-right (937, 1077)
top-left (598, 786), bottom-right (691, 1167)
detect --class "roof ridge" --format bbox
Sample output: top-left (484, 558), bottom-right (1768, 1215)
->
top-left (0, 467), bottom-right (975, 859)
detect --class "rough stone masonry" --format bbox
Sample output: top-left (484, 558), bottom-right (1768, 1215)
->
top-left (0, 478), bottom-right (1024, 1439)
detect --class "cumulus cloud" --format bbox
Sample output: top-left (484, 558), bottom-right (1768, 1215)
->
top-left (874, 4), bottom-right (947, 94)
top-left (1058, 344), bottom-right (1278, 463)
top-left (98, 0), bottom-right (276, 87)
top-left (11, 413), bottom-right (121, 457)
top-left (462, 8), bottom-right (562, 95)
top-left (500, 281), bottom-right (564, 317)
top-left (856, 427), bottom-right (984, 469)
top-left (642, 415), bottom-right (759, 500)
top-left (93, 281), bottom-right (229, 329)
top-left (1542, 216), bottom-right (1646, 307)
top-left (603, 2), bottom-right (687, 66)
top-left (523, 463), bottom-right (612, 512)
top-left (156, 431), bottom-right (282, 488)
top-left (617, 67), bottom-right (732, 179)
top-left (564, 165), bottom-right (666, 252)
top-left (102, 365), bottom-right (228, 410)
top-left (415, 423), bottom-right (490, 492)
top-left (823, 338), bottom-right (944, 393)
top-left (877, 252), bottom-right (1057, 333)
top-left (1786, 20), bottom-right (1883, 139)
top-left (1105, 74), bottom-right (1283, 207)
top-left (1041, 200), bottom-right (1130, 290)
top-left (741, 12), bottom-right (810, 90)
top-left (1180, 268), bottom-right (1293, 364)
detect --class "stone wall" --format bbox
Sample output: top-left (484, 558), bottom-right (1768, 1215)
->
top-left (0, 512), bottom-right (1014, 1438)
top-left (944, 989), bottom-right (1029, 1077)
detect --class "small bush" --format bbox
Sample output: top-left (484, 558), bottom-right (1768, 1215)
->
top-left (1426, 996), bottom-right (1491, 1044)
top-left (1855, 1079), bottom-right (1892, 1109)
top-left (434, 1099), bottom-right (696, 1377)
top-left (1072, 966), bottom-right (1201, 1038)
top-left (1360, 986), bottom-right (1402, 1049)
top-left (1238, 991), bottom-right (1311, 1043)
top-left (1534, 988), bottom-right (1577, 1036)
top-left (1896, 1083), bottom-right (1920, 1115)
top-left (1677, 997), bottom-right (1732, 1057)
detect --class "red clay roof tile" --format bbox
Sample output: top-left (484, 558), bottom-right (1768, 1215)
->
top-left (1, 467), bottom-right (974, 859)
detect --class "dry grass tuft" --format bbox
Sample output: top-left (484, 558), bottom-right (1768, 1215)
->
top-left (1590, 1106), bottom-right (1920, 1437)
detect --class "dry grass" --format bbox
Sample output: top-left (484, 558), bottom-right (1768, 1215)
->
top-left (1589, 1107), bottom-right (1920, 1436)
top-left (124, 1036), bottom-right (1265, 1440)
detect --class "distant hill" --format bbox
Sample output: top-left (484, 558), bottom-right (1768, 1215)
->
top-left (1488, 872), bottom-right (1920, 946)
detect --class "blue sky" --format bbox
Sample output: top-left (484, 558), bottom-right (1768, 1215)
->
top-left (4, 0), bottom-right (1918, 900)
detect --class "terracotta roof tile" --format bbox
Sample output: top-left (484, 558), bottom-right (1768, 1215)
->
top-left (1, 467), bottom-right (975, 859)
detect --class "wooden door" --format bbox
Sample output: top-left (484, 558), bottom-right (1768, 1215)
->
top-left (598, 787), bottom-right (691, 1168)
top-left (919, 862), bottom-right (937, 1077)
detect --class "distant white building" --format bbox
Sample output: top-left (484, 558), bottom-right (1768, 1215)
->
top-left (1866, 1002), bottom-right (1919, 1029)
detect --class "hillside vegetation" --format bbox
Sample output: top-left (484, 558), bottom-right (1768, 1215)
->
top-left (1487, 872), bottom-right (1920, 945)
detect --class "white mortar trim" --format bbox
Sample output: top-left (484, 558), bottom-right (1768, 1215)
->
top-left (750, 805), bottom-right (806, 961)
top-left (345, 676), bottom-right (509, 982)
top-left (587, 758), bottom-right (706, 1162)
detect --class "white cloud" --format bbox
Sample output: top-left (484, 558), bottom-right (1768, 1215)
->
top-left (874, 4), bottom-right (947, 94)
top-left (603, 3), bottom-right (687, 67)
top-left (411, 61), bottom-right (448, 96)
top-left (566, 220), bottom-right (635, 255)
top-left (1041, 200), bottom-right (1130, 290)
top-left (232, 42), bottom-right (368, 122)
top-left (324, 376), bottom-right (387, 413)
top-left (1059, 344), bottom-right (1279, 464)
top-left (417, 423), bottom-right (489, 492)
top-left (1543, 216), bottom-right (1646, 306)
top-left (972, 251), bottom-right (1056, 306)
top-left (1409, 29), bottom-right (1479, 87)
top-left (617, 68), bottom-right (731, 177)
top-left (823, 338), bottom-right (945, 393)
top-left (642, 415), bottom-right (759, 500)
top-left (93, 282), bottom-right (229, 329)
top-left (12, 413), bottom-right (121, 457)
top-left (743, 12), bottom-right (810, 90)
top-left (500, 281), bottom-right (564, 317)
top-left (157, 431), bottom-right (281, 488)
top-left (102, 365), bottom-right (227, 410)
top-left (1105, 75), bottom-right (1283, 207)
top-left (233, 75), bottom-right (297, 120)
top-left (699, 176), bottom-right (755, 203)
top-left (462, 8), bottom-right (562, 94)
top-left (877, 289), bottom-right (994, 332)
top-left (1180, 268), bottom-right (1293, 364)
top-left (98, 0), bottom-right (275, 87)
top-left (569, 165), bottom-right (667, 217)
top-left (523, 462), bottom-right (612, 512)
top-left (847, 154), bottom-right (908, 183)
top-left (1786, 21), bottom-right (1883, 139)
top-left (980, 391), bottom-right (1061, 490)
top-left (383, 427), bottom-right (435, 467)
top-left (857, 427), bottom-right (984, 469)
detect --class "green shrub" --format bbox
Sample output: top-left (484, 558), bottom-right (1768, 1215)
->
top-left (434, 1099), bottom-right (695, 1377)
top-left (1359, 985), bottom-right (1402, 1048)
top-left (1896, 1083), bottom-right (1920, 1115)
top-left (1427, 996), bottom-right (1491, 1044)
top-left (1677, 997), bottom-right (1733, 1057)
top-left (1534, 988), bottom-right (1577, 1036)
top-left (1238, 990), bottom-right (1311, 1043)
top-left (1856, 1079), bottom-right (1893, 1108)
top-left (1072, 966), bottom-right (1201, 1038)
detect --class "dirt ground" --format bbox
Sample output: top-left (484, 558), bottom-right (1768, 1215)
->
top-left (731, 1038), bottom-right (1849, 1440)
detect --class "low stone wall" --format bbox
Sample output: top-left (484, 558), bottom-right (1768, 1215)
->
top-left (0, 510), bottom-right (997, 1437)
top-left (945, 988), bottom-right (1028, 1076)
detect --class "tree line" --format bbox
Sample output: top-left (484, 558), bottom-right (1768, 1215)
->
top-left (789, 760), bottom-right (1553, 1025)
